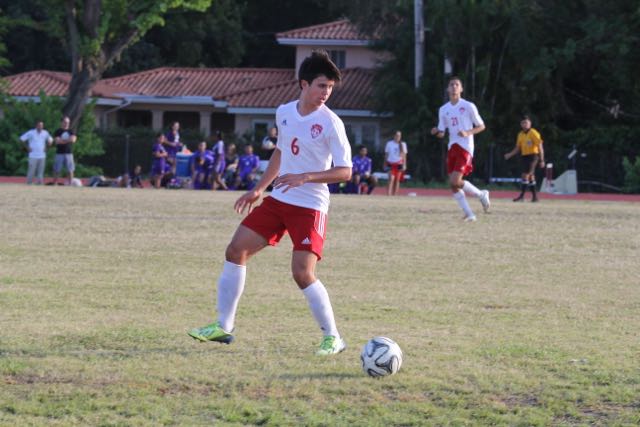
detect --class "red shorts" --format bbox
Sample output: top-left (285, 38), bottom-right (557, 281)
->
top-left (447, 143), bottom-right (474, 176)
top-left (241, 196), bottom-right (328, 260)
top-left (388, 162), bottom-right (405, 182)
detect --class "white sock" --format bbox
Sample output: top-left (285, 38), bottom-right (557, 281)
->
top-left (216, 260), bottom-right (246, 332)
top-left (462, 180), bottom-right (482, 197)
top-left (302, 280), bottom-right (339, 338)
top-left (453, 190), bottom-right (475, 218)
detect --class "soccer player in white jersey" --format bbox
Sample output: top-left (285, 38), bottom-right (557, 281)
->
top-left (188, 51), bottom-right (352, 356)
top-left (431, 76), bottom-right (490, 221)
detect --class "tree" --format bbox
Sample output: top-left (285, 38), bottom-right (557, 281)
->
top-left (0, 7), bottom-right (12, 70)
top-left (59, 0), bottom-right (212, 128)
top-left (342, 0), bottom-right (640, 186)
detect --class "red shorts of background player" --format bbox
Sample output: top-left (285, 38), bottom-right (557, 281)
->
top-left (447, 143), bottom-right (474, 176)
top-left (388, 162), bottom-right (405, 182)
top-left (241, 196), bottom-right (328, 260)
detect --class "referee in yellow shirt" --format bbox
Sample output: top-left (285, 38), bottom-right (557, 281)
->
top-left (504, 116), bottom-right (545, 202)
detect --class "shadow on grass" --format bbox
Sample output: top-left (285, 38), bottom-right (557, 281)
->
top-left (278, 372), bottom-right (362, 380)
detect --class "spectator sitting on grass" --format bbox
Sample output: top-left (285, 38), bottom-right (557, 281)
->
top-left (233, 144), bottom-right (260, 190)
top-left (223, 143), bottom-right (239, 188)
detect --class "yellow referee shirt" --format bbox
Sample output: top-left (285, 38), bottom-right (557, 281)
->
top-left (516, 128), bottom-right (543, 156)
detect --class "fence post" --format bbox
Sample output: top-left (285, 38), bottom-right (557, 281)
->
top-left (124, 134), bottom-right (130, 174)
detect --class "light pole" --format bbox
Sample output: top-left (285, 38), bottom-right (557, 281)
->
top-left (414, 0), bottom-right (424, 89)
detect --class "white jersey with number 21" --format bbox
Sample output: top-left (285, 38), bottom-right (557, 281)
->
top-left (437, 98), bottom-right (484, 156)
top-left (271, 100), bottom-right (352, 214)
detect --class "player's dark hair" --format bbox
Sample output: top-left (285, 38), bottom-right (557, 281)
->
top-left (298, 50), bottom-right (341, 89)
top-left (448, 76), bottom-right (463, 85)
top-left (522, 115), bottom-right (531, 121)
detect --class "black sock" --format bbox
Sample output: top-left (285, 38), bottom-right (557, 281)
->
top-left (519, 183), bottom-right (527, 195)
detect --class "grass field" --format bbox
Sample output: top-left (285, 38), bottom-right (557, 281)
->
top-left (1, 185), bottom-right (639, 426)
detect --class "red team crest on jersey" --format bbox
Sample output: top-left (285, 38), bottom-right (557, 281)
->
top-left (310, 124), bottom-right (323, 139)
top-left (459, 107), bottom-right (466, 114)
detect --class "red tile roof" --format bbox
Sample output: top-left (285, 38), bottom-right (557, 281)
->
top-left (224, 68), bottom-right (375, 111)
top-left (3, 70), bottom-right (132, 99)
top-left (102, 67), bottom-right (295, 97)
top-left (276, 19), bottom-right (368, 42)
top-left (2, 67), bottom-right (376, 112)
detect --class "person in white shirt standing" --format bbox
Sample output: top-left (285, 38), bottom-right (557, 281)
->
top-left (20, 120), bottom-right (53, 185)
top-left (384, 130), bottom-right (408, 196)
top-left (189, 51), bottom-right (352, 356)
top-left (431, 76), bottom-right (490, 221)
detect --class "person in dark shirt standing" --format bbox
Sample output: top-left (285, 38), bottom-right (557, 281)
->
top-left (52, 116), bottom-right (77, 186)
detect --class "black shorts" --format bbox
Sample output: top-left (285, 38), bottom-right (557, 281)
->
top-left (521, 154), bottom-right (539, 174)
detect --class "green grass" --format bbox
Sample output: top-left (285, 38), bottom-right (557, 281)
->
top-left (1, 185), bottom-right (639, 426)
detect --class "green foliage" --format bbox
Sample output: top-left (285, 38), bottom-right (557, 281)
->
top-left (622, 157), bottom-right (640, 193)
top-left (0, 8), bottom-right (11, 69)
top-left (0, 92), bottom-right (103, 176)
top-left (343, 0), bottom-right (640, 185)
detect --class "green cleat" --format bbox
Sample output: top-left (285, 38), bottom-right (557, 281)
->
top-left (188, 322), bottom-right (234, 344)
top-left (316, 335), bottom-right (346, 356)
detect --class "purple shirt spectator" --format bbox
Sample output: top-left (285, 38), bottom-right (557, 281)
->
top-left (151, 143), bottom-right (167, 175)
top-left (211, 140), bottom-right (226, 174)
top-left (164, 129), bottom-right (183, 159)
top-left (352, 155), bottom-right (372, 176)
top-left (193, 149), bottom-right (214, 173)
top-left (238, 154), bottom-right (260, 179)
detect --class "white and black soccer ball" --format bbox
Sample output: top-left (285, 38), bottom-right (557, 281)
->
top-left (261, 139), bottom-right (275, 151)
top-left (360, 336), bottom-right (403, 377)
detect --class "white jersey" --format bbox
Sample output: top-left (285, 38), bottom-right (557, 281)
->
top-left (20, 129), bottom-right (52, 159)
top-left (437, 98), bottom-right (484, 156)
top-left (271, 101), bottom-right (352, 213)
top-left (384, 140), bottom-right (408, 164)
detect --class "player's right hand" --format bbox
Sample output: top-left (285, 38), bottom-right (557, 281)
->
top-left (430, 127), bottom-right (438, 135)
top-left (234, 190), bottom-right (261, 215)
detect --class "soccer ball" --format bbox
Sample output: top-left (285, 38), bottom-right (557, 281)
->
top-left (360, 337), bottom-right (403, 377)
top-left (261, 139), bottom-right (275, 150)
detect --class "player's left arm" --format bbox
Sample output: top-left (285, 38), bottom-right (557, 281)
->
top-left (273, 166), bottom-right (351, 193)
top-left (401, 143), bottom-right (408, 171)
top-left (458, 104), bottom-right (486, 137)
top-left (458, 124), bottom-right (485, 137)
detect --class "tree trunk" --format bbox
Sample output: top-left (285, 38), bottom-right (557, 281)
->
top-left (63, 66), bottom-right (100, 129)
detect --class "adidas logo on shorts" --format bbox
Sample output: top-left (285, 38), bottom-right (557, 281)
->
top-left (301, 237), bottom-right (311, 245)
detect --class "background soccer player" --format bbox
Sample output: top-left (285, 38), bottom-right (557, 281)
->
top-left (384, 131), bottom-right (407, 196)
top-left (431, 77), bottom-right (490, 221)
top-left (189, 51), bottom-right (352, 356)
top-left (504, 115), bottom-right (545, 202)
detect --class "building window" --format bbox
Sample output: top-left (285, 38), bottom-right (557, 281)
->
top-left (344, 122), bottom-right (380, 151)
top-left (362, 124), bottom-right (377, 148)
top-left (329, 50), bottom-right (346, 69)
top-left (117, 110), bottom-right (151, 128)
